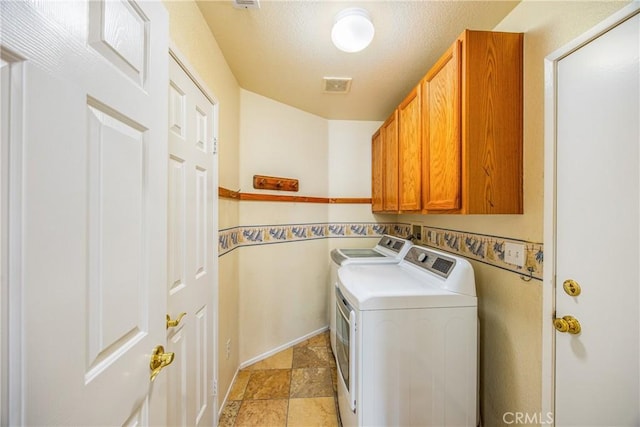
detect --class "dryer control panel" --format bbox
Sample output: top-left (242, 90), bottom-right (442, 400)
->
top-left (404, 247), bottom-right (456, 278)
top-left (377, 235), bottom-right (410, 254)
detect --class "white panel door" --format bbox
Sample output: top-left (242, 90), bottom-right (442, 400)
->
top-left (0, 1), bottom-right (169, 425)
top-left (167, 55), bottom-right (217, 426)
top-left (553, 9), bottom-right (639, 426)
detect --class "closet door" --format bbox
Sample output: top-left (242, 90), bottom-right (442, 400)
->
top-left (1, 1), bottom-right (169, 424)
top-left (551, 7), bottom-right (639, 425)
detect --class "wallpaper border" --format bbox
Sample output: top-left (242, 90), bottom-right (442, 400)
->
top-left (218, 222), bottom-right (411, 256)
top-left (218, 222), bottom-right (543, 281)
top-left (420, 226), bottom-right (543, 281)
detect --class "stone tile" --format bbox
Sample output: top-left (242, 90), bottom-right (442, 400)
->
top-left (287, 397), bottom-right (339, 427)
top-left (244, 348), bottom-right (293, 371)
top-left (295, 331), bottom-right (329, 348)
top-left (292, 346), bottom-right (332, 368)
top-left (218, 400), bottom-right (241, 427)
top-left (290, 367), bottom-right (334, 398)
top-left (331, 367), bottom-right (338, 393)
top-left (228, 370), bottom-right (252, 401)
top-left (243, 369), bottom-right (291, 400)
top-left (235, 399), bottom-right (288, 427)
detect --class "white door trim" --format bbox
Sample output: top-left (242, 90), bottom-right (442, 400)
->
top-left (169, 44), bottom-right (219, 108)
top-left (0, 46), bottom-right (26, 427)
top-left (542, 2), bottom-right (640, 421)
top-left (167, 43), bottom-right (221, 418)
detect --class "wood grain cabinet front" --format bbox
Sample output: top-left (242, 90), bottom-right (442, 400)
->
top-left (381, 110), bottom-right (399, 212)
top-left (423, 30), bottom-right (523, 214)
top-left (371, 129), bottom-right (384, 212)
top-left (370, 29), bottom-right (523, 215)
top-left (422, 40), bottom-right (462, 211)
top-left (398, 85), bottom-right (422, 212)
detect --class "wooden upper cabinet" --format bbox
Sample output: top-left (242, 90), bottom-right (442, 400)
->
top-left (462, 30), bottom-right (523, 214)
top-left (371, 129), bottom-right (384, 212)
top-left (398, 85), bottom-right (422, 211)
top-left (382, 110), bottom-right (399, 212)
top-left (422, 41), bottom-right (461, 211)
top-left (371, 29), bottom-right (522, 215)
top-left (423, 30), bottom-right (523, 214)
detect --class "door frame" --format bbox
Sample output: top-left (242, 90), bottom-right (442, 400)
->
top-left (542, 2), bottom-right (640, 420)
top-left (168, 43), bottom-right (221, 419)
top-left (1, 46), bottom-right (26, 426)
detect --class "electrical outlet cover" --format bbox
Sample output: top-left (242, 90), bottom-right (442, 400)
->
top-left (504, 242), bottom-right (525, 267)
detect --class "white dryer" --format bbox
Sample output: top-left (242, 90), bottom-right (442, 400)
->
top-left (328, 235), bottom-right (412, 355)
top-left (336, 245), bottom-right (478, 427)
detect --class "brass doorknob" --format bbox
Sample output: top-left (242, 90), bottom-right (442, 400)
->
top-left (166, 312), bottom-right (187, 329)
top-left (553, 315), bottom-right (581, 334)
top-left (150, 345), bottom-right (175, 381)
top-left (562, 279), bottom-right (581, 297)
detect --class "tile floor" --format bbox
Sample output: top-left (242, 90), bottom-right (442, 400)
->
top-left (219, 331), bottom-right (341, 427)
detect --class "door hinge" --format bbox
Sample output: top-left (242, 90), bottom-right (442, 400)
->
top-left (213, 137), bottom-right (218, 155)
top-left (212, 379), bottom-right (218, 396)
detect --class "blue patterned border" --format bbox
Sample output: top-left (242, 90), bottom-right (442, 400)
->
top-left (217, 222), bottom-right (543, 280)
top-left (218, 222), bottom-right (411, 256)
top-left (422, 226), bottom-right (543, 281)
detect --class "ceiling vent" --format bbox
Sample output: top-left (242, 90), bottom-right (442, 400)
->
top-left (323, 77), bottom-right (352, 94)
top-left (233, 0), bottom-right (260, 9)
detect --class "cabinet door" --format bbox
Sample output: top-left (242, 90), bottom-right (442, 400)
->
top-left (382, 110), bottom-right (399, 212)
top-left (371, 129), bottom-right (384, 212)
top-left (398, 86), bottom-right (421, 211)
top-left (422, 40), bottom-right (461, 211)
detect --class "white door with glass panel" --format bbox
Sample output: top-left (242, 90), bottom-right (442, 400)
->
top-left (0, 1), bottom-right (169, 425)
top-left (548, 4), bottom-right (639, 425)
top-left (167, 54), bottom-right (218, 426)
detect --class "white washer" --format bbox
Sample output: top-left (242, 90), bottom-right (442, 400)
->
top-left (336, 245), bottom-right (478, 427)
top-left (329, 235), bottom-right (412, 355)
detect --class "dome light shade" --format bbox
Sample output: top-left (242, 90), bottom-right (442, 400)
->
top-left (331, 8), bottom-right (375, 53)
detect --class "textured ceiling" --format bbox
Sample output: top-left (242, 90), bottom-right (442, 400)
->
top-left (196, 0), bottom-right (520, 121)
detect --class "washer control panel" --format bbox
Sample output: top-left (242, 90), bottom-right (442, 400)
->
top-left (377, 235), bottom-right (410, 254)
top-left (404, 246), bottom-right (456, 278)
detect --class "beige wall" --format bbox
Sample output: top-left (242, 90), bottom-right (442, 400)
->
top-left (328, 120), bottom-right (381, 197)
top-left (400, 1), bottom-right (628, 425)
top-left (163, 0), bottom-right (241, 409)
top-left (239, 89), bottom-right (329, 197)
top-left (237, 92), bottom-right (383, 363)
top-left (217, 198), bottom-right (240, 407)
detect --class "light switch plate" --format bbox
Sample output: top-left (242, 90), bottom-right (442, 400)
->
top-left (504, 242), bottom-right (525, 267)
top-left (412, 224), bottom-right (422, 241)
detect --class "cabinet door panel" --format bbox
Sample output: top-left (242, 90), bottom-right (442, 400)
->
top-left (398, 86), bottom-right (421, 211)
top-left (371, 130), bottom-right (383, 212)
top-left (383, 111), bottom-right (399, 212)
top-left (422, 41), bottom-right (461, 211)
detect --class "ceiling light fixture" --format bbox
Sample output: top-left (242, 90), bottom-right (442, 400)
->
top-left (331, 8), bottom-right (375, 53)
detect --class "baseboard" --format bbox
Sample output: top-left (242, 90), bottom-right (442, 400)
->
top-left (217, 367), bottom-right (240, 420)
top-left (239, 325), bottom-right (329, 370)
top-left (217, 325), bottom-right (330, 420)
